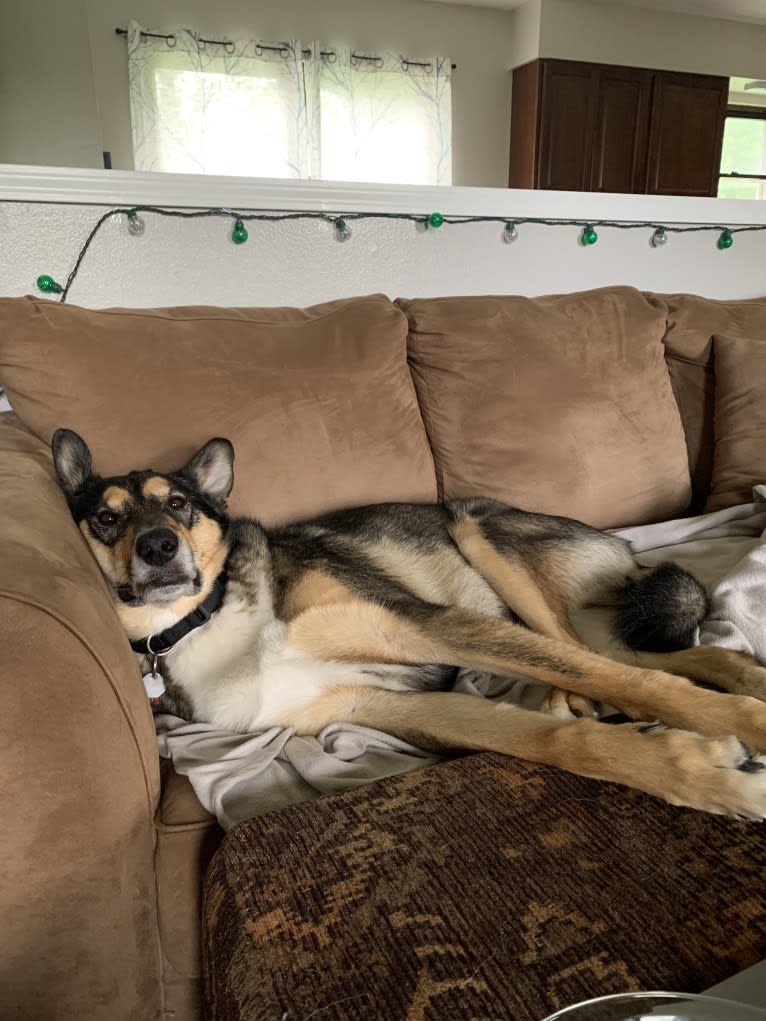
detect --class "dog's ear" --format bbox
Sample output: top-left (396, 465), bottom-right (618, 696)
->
top-left (52, 429), bottom-right (96, 500)
top-left (182, 438), bottom-right (234, 505)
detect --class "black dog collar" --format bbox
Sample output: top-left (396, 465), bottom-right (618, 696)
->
top-left (129, 573), bottom-right (228, 656)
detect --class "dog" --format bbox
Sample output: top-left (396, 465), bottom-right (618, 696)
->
top-left (52, 428), bottom-right (766, 819)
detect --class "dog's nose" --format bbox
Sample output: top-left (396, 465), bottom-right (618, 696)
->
top-left (136, 528), bottom-right (179, 566)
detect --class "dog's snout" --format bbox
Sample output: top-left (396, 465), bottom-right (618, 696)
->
top-left (136, 528), bottom-right (179, 566)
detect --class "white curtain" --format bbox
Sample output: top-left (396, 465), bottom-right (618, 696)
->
top-left (127, 22), bottom-right (317, 177)
top-left (317, 48), bottom-right (452, 186)
top-left (127, 22), bottom-right (452, 185)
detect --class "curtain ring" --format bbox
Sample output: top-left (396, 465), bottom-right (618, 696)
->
top-left (322, 50), bottom-right (337, 64)
top-left (374, 56), bottom-right (383, 69)
top-left (279, 45), bottom-right (290, 59)
top-left (224, 40), bottom-right (235, 54)
top-left (254, 43), bottom-right (263, 56)
top-left (197, 38), bottom-right (206, 52)
top-left (165, 34), bottom-right (177, 48)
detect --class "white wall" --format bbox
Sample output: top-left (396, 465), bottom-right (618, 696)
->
top-left (0, 1), bottom-right (102, 168)
top-left (0, 0), bottom-right (517, 188)
top-left (2, 167), bottom-right (766, 311)
top-left (536, 0), bottom-right (766, 77)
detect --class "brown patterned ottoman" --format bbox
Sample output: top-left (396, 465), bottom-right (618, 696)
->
top-left (202, 753), bottom-right (766, 1021)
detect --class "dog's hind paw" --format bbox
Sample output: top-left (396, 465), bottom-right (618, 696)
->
top-left (541, 687), bottom-right (599, 721)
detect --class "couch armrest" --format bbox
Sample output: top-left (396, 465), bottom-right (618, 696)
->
top-left (0, 416), bottom-right (163, 1020)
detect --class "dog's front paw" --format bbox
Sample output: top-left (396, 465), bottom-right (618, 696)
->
top-left (654, 729), bottom-right (766, 819)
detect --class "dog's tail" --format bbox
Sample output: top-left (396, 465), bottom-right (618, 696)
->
top-left (613, 562), bottom-right (710, 652)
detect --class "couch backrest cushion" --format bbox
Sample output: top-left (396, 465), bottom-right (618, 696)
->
top-left (707, 334), bottom-right (766, 512)
top-left (398, 286), bottom-right (690, 529)
top-left (0, 294), bottom-right (437, 525)
top-left (657, 292), bottom-right (766, 511)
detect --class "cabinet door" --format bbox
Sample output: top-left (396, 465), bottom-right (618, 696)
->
top-left (645, 71), bottom-right (728, 196)
top-left (509, 61), bottom-right (542, 189)
top-left (537, 60), bottom-right (598, 190)
top-left (590, 67), bottom-right (652, 192)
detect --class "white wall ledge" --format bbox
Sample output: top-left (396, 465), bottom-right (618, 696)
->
top-left (2, 163), bottom-right (766, 226)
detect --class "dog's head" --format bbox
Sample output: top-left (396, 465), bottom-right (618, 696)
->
top-left (52, 430), bottom-right (233, 626)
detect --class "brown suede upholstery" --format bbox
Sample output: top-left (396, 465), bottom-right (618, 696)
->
top-left (155, 765), bottom-right (222, 1021)
top-left (399, 286), bottom-right (691, 529)
top-left (707, 335), bottom-right (766, 511)
top-left (3, 285), bottom-right (766, 1021)
top-left (658, 293), bottom-right (766, 510)
top-left (0, 416), bottom-right (162, 1020)
top-left (0, 294), bottom-right (437, 525)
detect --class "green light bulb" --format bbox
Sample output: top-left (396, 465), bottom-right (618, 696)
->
top-left (581, 225), bottom-right (598, 246)
top-left (428, 211), bottom-right (444, 228)
top-left (717, 229), bottom-right (734, 250)
top-left (231, 218), bottom-right (249, 245)
top-left (36, 274), bottom-right (63, 294)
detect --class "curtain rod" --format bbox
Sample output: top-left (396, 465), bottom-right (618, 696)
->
top-left (114, 28), bottom-right (456, 69)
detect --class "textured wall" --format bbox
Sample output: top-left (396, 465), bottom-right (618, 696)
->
top-left (2, 178), bottom-right (766, 309)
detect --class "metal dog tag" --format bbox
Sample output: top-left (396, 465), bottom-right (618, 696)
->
top-left (143, 657), bottom-right (165, 702)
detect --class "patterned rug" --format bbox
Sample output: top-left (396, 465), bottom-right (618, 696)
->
top-left (202, 752), bottom-right (766, 1021)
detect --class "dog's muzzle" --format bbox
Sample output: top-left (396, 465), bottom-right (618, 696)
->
top-left (136, 527), bottom-right (179, 567)
top-left (118, 527), bottom-right (200, 605)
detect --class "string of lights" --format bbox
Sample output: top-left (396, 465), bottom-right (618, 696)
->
top-left (34, 204), bottom-right (764, 302)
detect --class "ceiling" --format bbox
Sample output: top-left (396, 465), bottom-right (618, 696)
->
top-left (426, 0), bottom-right (766, 25)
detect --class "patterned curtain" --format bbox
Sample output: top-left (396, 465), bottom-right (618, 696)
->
top-left (127, 21), bottom-right (316, 177)
top-left (316, 48), bottom-right (453, 186)
top-left (127, 22), bottom-right (451, 184)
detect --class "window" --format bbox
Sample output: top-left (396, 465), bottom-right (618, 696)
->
top-left (717, 77), bottom-right (766, 200)
top-left (126, 23), bottom-right (452, 186)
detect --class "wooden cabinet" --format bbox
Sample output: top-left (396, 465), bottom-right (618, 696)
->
top-left (509, 59), bottom-right (727, 196)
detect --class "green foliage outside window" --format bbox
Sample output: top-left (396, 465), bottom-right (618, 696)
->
top-left (718, 115), bottom-right (766, 199)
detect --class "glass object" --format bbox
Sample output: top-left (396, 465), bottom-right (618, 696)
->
top-left (540, 991), bottom-right (766, 1021)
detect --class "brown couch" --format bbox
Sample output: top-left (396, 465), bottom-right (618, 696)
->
top-left (2, 285), bottom-right (766, 1021)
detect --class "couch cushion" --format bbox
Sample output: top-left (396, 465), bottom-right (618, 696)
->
top-left (707, 334), bottom-right (766, 511)
top-left (155, 762), bottom-right (222, 1021)
top-left (0, 414), bottom-right (164, 1021)
top-left (658, 292), bottom-right (766, 510)
top-left (203, 752), bottom-right (766, 1021)
top-left (0, 295), bottom-right (436, 525)
top-left (398, 286), bottom-right (690, 529)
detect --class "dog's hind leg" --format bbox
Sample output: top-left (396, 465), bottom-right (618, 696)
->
top-left (449, 510), bottom-right (586, 645)
top-left (448, 507), bottom-right (600, 719)
top-left (624, 646), bottom-right (766, 703)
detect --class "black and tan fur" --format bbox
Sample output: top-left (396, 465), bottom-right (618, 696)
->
top-left (52, 430), bottom-right (766, 819)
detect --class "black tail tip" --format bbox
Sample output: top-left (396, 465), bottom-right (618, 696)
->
top-left (614, 562), bottom-right (710, 653)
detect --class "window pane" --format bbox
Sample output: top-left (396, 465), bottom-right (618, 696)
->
top-left (153, 68), bottom-right (295, 176)
top-left (319, 62), bottom-right (452, 186)
top-left (718, 175), bottom-right (766, 200)
top-left (719, 116), bottom-right (766, 177)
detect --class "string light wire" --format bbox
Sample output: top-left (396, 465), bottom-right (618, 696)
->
top-left (34, 204), bottom-right (766, 302)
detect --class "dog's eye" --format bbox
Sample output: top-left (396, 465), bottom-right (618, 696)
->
top-left (169, 495), bottom-right (187, 510)
top-left (97, 510), bottom-right (118, 527)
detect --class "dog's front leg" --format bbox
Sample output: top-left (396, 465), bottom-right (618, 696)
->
top-left (286, 600), bottom-right (766, 754)
top-left (281, 683), bottom-right (766, 819)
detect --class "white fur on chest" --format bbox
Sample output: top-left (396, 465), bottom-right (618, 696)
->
top-left (160, 596), bottom-right (412, 733)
